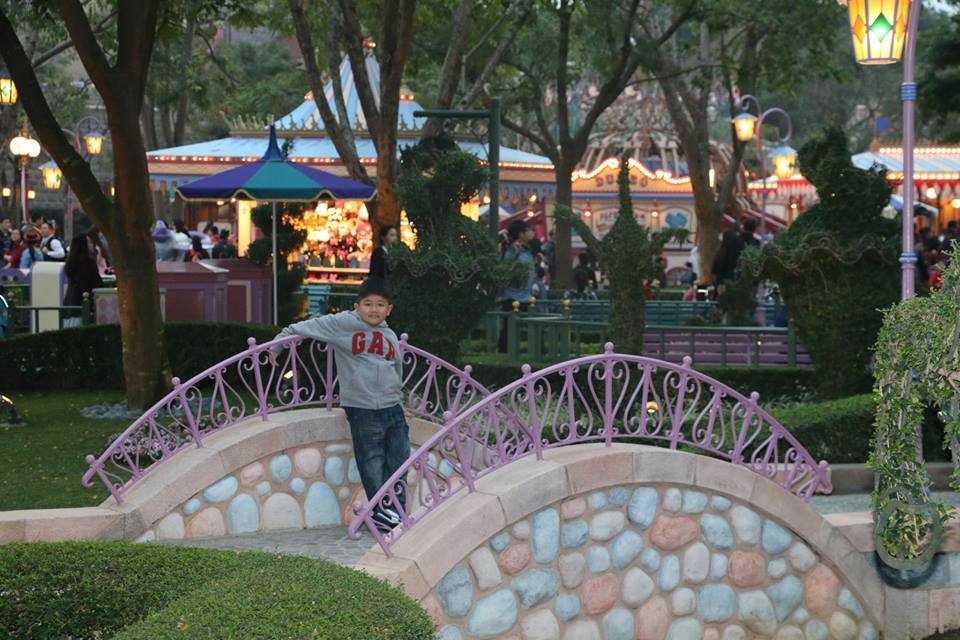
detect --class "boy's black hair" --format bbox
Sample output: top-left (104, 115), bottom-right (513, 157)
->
top-left (357, 277), bottom-right (391, 301)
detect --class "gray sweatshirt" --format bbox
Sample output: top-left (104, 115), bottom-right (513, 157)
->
top-left (273, 310), bottom-right (403, 410)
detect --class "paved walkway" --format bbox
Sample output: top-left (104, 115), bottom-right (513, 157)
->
top-left (161, 492), bottom-right (960, 567)
top-left (160, 526), bottom-right (376, 567)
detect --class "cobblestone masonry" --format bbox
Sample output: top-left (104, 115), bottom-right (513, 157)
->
top-left (138, 442), bottom-right (366, 542)
top-left (429, 486), bottom-right (878, 640)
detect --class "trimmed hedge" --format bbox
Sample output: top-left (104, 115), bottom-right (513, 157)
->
top-left (769, 394), bottom-right (949, 464)
top-left (463, 358), bottom-right (818, 402)
top-left (0, 542), bottom-right (434, 640)
top-left (0, 322), bottom-right (277, 390)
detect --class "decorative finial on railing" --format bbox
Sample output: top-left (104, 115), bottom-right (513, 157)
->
top-left (750, 391), bottom-right (761, 402)
top-left (172, 377), bottom-right (181, 387)
top-left (521, 363), bottom-right (532, 376)
top-left (603, 342), bottom-right (615, 354)
top-left (681, 356), bottom-right (693, 368)
top-left (247, 337), bottom-right (258, 347)
top-left (400, 333), bottom-right (409, 344)
top-left (512, 300), bottom-right (521, 312)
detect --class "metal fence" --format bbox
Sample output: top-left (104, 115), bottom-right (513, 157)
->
top-left (480, 305), bottom-right (810, 368)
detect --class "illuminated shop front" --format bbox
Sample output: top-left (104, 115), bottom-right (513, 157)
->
top-left (285, 200), bottom-right (414, 282)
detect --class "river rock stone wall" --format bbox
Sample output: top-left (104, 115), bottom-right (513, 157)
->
top-left (137, 442), bottom-right (364, 541)
top-left (425, 485), bottom-right (878, 640)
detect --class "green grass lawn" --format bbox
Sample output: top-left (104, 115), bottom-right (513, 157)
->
top-left (0, 390), bottom-right (131, 510)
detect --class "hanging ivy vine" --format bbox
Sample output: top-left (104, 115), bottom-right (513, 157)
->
top-left (871, 245), bottom-right (960, 565)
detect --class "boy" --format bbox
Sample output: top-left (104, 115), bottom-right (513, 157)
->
top-left (270, 277), bottom-right (408, 533)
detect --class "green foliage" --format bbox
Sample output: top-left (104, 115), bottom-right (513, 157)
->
top-left (769, 394), bottom-right (876, 463)
top-left (555, 157), bottom-right (687, 353)
top-left (388, 142), bottom-right (516, 361)
top-left (0, 321), bottom-right (276, 390)
top-left (0, 542), bottom-right (433, 640)
top-left (870, 247), bottom-right (960, 562)
top-left (248, 203), bottom-right (308, 325)
top-left (717, 248), bottom-right (760, 325)
top-left (741, 128), bottom-right (899, 398)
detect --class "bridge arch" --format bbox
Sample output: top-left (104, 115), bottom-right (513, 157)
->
top-left (82, 334), bottom-right (489, 502)
top-left (348, 344), bottom-right (830, 554)
top-left (354, 444), bottom-right (880, 640)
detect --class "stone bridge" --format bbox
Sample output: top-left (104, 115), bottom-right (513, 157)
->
top-left (5, 335), bottom-right (955, 637)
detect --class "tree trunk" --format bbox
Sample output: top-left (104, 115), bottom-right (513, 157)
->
top-left (107, 96), bottom-right (173, 408)
top-left (422, 0), bottom-right (473, 138)
top-left (372, 0), bottom-right (415, 229)
top-left (553, 159), bottom-right (574, 288)
top-left (0, 1), bottom-right (172, 409)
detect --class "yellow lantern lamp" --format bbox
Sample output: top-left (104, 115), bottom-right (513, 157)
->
top-left (42, 165), bottom-right (62, 190)
top-left (847, 0), bottom-right (911, 64)
top-left (732, 112), bottom-right (758, 142)
top-left (0, 73), bottom-right (16, 105)
top-left (770, 145), bottom-right (798, 180)
top-left (84, 131), bottom-right (104, 155)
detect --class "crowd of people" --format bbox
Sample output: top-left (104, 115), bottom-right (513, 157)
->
top-left (0, 214), bottom-right (111, 325)
top-left (0, 214), bottom-right (111, 274)
top-left (151, 219), bottom-right (237, 262)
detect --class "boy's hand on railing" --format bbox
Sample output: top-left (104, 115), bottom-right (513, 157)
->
top-left (267, 349), bottom-right (279, 367)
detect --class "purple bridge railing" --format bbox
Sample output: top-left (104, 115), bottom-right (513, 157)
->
top-left (347, 343), bottom-right (832, 556)
top-left (82, 334), bottom-right (489, 502)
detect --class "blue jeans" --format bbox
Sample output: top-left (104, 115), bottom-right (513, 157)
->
top-left (343, 405), bottom-right (410, 508)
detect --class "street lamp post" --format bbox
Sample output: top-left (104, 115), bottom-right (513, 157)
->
top-left (845, 0), bottom-right (921, 300)
top-left (9, 129), bottom-right (41, 227)
top-left (732, 97), bottom-right (797, 239)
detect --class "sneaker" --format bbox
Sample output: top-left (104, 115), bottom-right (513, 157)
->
top-left (372, 507), bottom-right (401, 533)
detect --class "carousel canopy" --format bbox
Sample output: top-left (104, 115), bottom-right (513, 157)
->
top-left (176, 126), bottom-right (375, 202)
top-left (148, 50), bottom-right (552, 177)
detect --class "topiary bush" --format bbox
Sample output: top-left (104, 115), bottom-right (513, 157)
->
top-left (555, 156), bottom-right (687, 353)
top-left (0, 322), bottom-right (277, 390)
top-left (742, 127), bottom-right (900, 398)
top-left (388, 140), bottom-right (517, 361)
top-left (0, 542), bottom-right (434, 640)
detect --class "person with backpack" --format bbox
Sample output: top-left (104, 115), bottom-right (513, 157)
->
top-left (211, 229), bottom-right (237, 258)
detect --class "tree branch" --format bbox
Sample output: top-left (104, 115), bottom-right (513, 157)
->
top-left (54, 0), bottom-right (114, 96)
top-left (0, 6), bottom-right (108, 221)
top-left (287, 0), bottom-right (369, 184)
top-left (199, 30), bottom-right (238, 85)
top-left (423, 0), bottom-right (474, 136)
top-left (114, 0), bottom-right (161, 106)
top-left (501, 116), bottom-right (557, 165)
top-left (456, 0), bottom-right (533, 110)
top-left (556, 0), bottom-right (572, 146)
top-left (338, 0), bottom-right (380, 140)
top-left (32, 8), bottom-right (117, 68)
